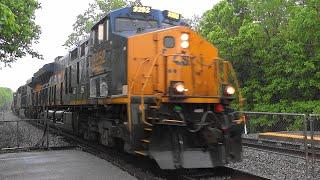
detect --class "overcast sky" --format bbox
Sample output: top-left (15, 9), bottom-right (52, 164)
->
top-left (0, 0), bottom-right (220, 91)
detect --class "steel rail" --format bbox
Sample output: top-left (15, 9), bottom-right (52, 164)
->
top-left (242, 137), bottom-right (320, 158)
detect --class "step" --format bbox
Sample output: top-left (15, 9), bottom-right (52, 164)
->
top-left (163, 119), bottom-right (184, 124)
top-left (147, 117), bottom-right (159, 120)
top-left (141, 139), bottom-right (151, 143)
top-left (134, 150), bottom-right (147, 156)
top-left (144, 128), bottom-right (153, 131)
top-left (155, 119), bottom-right (187, 126)
top-left (149, 106), bottom-right (159, 109)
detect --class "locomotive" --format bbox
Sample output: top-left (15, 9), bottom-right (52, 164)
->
top-left (13, 6), bottom-right (244, 169)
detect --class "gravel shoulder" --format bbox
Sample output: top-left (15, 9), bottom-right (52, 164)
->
top-left (2, 111), bottom-right (319, 179)
top-left (0, 111), bottom-right (70, 149)
top-left (228, 147), bottom-right (320, 180)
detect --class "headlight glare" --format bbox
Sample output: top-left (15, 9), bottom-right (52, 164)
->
top-left (181, 33), bottom-right (189, 41)
top-left (175, 83), bottom-right (185, 93)
top-left (181, 41), bottom-right (189, 49)
top-left (225, 85), bottom-right (236, 96)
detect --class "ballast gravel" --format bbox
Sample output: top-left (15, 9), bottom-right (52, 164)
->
top-left (228, 147), bottom-right (320, 180)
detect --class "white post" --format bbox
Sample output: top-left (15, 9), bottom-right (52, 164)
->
top-left (244, 115), bottom-right (248, 135)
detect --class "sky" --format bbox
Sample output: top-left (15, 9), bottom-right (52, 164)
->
top-left (0, 0), bottom-right (220, 91)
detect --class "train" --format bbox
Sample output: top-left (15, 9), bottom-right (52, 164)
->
top-left (12, 6), bottom-right (244, 169)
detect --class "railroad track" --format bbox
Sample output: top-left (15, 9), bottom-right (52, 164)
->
top-left (22, 119), bottom-right (264, 180)
top-left (174, 168), bottom-right (266, 180)
top-left (242, 137), bottom-right (320, 158)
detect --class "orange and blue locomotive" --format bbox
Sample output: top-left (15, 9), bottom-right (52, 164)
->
top-left (14, 6), bottom-right (244, 169)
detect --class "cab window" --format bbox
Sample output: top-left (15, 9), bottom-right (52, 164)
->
top-left (115, 18), bottom-right (158, 32)
top-left (93, 20), bottom-right (109, 45)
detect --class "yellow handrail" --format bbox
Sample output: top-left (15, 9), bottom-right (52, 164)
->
top-left (139, 56), bottom-right (159, 126)
top-left (216, 59), bottom-right (244, 111)
top-left (226, 61), bottom-right (244, 111)
top-left (127, 58), bottom-right (150, 132)
top-left (129, 58), bottom-right (150, 93)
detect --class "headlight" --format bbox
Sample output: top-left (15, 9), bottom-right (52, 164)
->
top-left (181, 41), bottom-right (189, 49)
top-left (181, 33), bottom-right (189, 41)
top-left (224, 85), bottom-right (236, 96)
top-left (175, 82), bottom-right (185, 93)
top-left (180, 33), bottom-right (189, 49)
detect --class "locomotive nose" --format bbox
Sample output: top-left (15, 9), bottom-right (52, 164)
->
top-left (127, 26), bottom-right (223, 102)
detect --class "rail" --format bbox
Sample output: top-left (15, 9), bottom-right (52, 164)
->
top-left (240, 111), bottom-right (320, 179)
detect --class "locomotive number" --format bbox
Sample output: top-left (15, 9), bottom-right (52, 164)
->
top-left (132, 6), bottom-right (151, 14)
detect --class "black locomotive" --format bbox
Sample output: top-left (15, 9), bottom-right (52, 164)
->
top-left (12, 6), bottom-right (244, 169)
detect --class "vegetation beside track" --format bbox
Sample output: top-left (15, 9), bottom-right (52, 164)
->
top-left (199, 0), bottom-right (320, 115)
top-left (0, 87), bottom-right (13, 111)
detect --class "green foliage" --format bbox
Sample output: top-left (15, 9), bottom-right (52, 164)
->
top-left (0, 0), bottom-right (42, 67)
top-left (199, 0), bottom-right (320, 114)
top-left (183, 15), bottom-right (202, 31)
top-left (0, 87), bottom-right (13, 110)
top-left (63, 0), bottom-right (129, 48)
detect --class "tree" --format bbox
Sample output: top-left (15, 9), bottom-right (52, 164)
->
top-left (183, 15), bottom-right (202, 31)
top-left (0, 87), bottom-right (13, 111)
top-left (199, 0), bottom-right (320, 113)
top-left (0, 0), bottom-right (41, 67)
top-left (63, 0), bottom-right (129, 48)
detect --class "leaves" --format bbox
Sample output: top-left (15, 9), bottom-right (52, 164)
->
top-left (199, 0), bottom-right (320, 113)
top-left (0, 87), bottom-right (13, 110)
top-left (63, 0), bottom-right (128, 48)
top-left (0, 0), bottom-right (42, 67)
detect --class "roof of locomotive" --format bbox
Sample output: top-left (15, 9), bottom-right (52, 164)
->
top-left (92, 6), bottom-right (185, 31)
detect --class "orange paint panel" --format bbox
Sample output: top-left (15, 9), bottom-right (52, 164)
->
top-left (97, 97), bottom-right (128, 104)
top-left (161, 97), bottom-right (220, 104)
top-left (127, 27), bottom-right (221, 100)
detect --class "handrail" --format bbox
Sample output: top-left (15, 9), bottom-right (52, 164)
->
top-left (129, 58), bottom-right (150, 93)
top-left (127, 58), bottom-right (151, 131)
top-left (215, 59), bottom-right (244, 111)
top-left (139, 56), bottom-right (160, 126)
top-left (226, 61), bottom-right (244, 110)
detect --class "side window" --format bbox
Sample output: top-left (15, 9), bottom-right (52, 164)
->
top-left (105, 20), bottom-right (109, 41)
top-left (93, 20), bottom-right (108, 45)
top-left (71, 48), bottom-right (78, 60)
top-left (80, 42), bottom-right (86, 57)
top-left (100, 74), bottom-right (108, 97)
top-left (90, 78), bottom-right (96, 98)
top-left (60, 82), bottom-right (63, 102)
top-left (68, 66), bottom-right (72, 93)
top-left (89, 77), bottom-right (101, 97)
top-left (94, 28), bottom-right (98, 45)
top-left (77, 62), bottom-right (80, 84)
top-left (54, 85), bottom-right (56, 104)
top-left (95, 78), bottom-right (100, 97)
top-left (98, 23), bottom-right (104, 43)
top-left (48, 88), bottom-right (51, 103)
top-left (65, 68), bottom-right (68, 94)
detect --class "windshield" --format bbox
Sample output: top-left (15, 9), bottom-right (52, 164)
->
top-left (162, 22), bottom-right (177, 28)
top-left (115, 18), bottom-right (158, 32)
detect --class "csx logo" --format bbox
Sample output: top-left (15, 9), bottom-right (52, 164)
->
top-left (172, 56), bottom-right (190, 66)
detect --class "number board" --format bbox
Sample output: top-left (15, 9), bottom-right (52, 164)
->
top-left (131, 6), bottom-right (151, 14)
top-left (163, 10), bottom-right (181, 21)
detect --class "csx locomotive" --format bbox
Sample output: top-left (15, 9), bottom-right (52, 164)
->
top-left (13, 6), bottom-right (244, 169)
